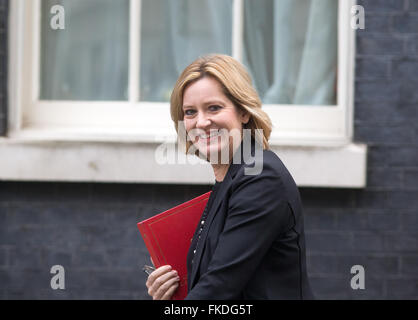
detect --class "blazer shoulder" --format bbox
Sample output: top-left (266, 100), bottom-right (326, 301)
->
top-left (232, 149), bottom-right (298, 198)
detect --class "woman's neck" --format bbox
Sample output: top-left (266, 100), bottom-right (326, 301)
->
top-left (211, 163), bottom-right (230, 182)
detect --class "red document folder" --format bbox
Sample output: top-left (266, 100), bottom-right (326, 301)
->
top-left (137, 191), bottom-right (211, 300)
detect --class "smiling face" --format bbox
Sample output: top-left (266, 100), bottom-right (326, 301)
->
top-left (182, 76), bottom-right (250, 163)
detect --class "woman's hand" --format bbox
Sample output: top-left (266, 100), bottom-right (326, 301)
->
top-left (146, 265), bottom-right (180, 300)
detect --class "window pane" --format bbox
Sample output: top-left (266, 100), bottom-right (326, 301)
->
top-left (244, 0), bottom-right (338, 106)
top-left (40, 0), bottom-right (129, 101)
top-left (140, 0), bottom-right (233, 102)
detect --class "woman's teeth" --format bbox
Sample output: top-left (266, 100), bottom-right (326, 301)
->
top-left (200, 130), bottom-right (221, 139)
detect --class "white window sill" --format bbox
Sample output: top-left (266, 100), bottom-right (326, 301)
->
top-left (0, 130), bottom-right (367, 188)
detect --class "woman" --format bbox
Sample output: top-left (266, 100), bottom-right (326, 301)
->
top-left (146, 54), bottom-right (314, 300)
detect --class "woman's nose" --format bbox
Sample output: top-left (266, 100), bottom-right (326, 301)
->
top-left (196, 113), bottom-right (211, 129)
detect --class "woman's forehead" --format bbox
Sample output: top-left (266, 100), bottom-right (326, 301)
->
top-left (183, 77), bottom-right (228, 105)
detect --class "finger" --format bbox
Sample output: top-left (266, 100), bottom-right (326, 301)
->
top-left (160, 282), bottom-right (180, 300)
top-left (150, 269), bottom-right (178, 296)
top-left (154, 276), bottom-right (180, 300)
top-left (148, 269), bottom-right (178, 297)
top-left (146, 265), bottom-right (172, 288)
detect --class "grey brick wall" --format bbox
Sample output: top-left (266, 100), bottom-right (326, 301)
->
top-left (0, 0), bottom-right (7, 136)
top-left (1, 0), bottom-right (418, 299)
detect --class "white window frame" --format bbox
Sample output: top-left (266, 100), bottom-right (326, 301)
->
top-left (3, 0), bottom-right (367, 188)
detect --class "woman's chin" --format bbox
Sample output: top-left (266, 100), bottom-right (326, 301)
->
top-left (196, 143), bottom-right (230, 164)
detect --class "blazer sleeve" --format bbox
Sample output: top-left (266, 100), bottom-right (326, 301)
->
top-left (185, 160), bottom-right (296, 300)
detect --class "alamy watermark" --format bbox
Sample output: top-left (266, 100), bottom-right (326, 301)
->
top-left (350, 265), bottom-right (365, 290)
top-left (50, 265), bottom-right (65, 290)
top-left (50, 5), bottom-right (65, 30)
top-left (351, 5), bottom-right (365, 30)
top-left (155, 122), bottom-right (264, 176)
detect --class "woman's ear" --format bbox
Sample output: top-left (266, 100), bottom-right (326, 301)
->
top-left (241, 110), bottom-right (250, 125)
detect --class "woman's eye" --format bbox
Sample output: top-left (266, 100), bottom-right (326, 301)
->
top-left (209, 105), bottom-right (221, 111)
top-left (184, 109), bottom-right (196, 116)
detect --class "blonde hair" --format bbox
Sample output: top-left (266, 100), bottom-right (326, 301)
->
top-left (170, 54), bottom-right (272, 153)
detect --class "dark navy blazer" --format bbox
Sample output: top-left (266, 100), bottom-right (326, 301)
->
top-left (185, 139), bottom-right (314, 300)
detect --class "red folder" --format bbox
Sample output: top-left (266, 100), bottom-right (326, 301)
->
top-left (137, 191), bottom-right (211, 300)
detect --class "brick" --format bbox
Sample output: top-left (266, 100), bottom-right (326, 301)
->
top-left (72, 248), bottom-right (107, 269)
top-left (404, 169), bottom-right (418, 189)
top-left (352, 233), bottom-right (385, 252)
top-left (335, 210), bottom-right (369, 230)
top-left (0, 205), bottom-right (9, 225)
top-left (0, 271), bottom-right (11, 287)
top-left (305, 232), bottom-right (352, 253)
top-left (153, 184), bottom-right (191, 209)
top-left (309, 276), bottom-right (351, 298)
top-left (0, 182), bottom-right (56, 204)
top-left (385, 234), bottom-right (418, 252)
top-left (367, 145), bottom-right (396, 168)
top-left (400, 80), bottom-right (418, 102)
top-left (368, 212), bottom-right (401, 231)
top-left (355, 80), bottom-right (400, 102)
top-left (405, 35), bottom-right (418, 55)
top-left (356, 56), bottom-right (390, 79)
top-left (401, 213), bottom-right (418, 230)
top-left (401, 255), bottom-right (418, 275)
top-left (303, 208), bottom-right (336, 231)
top-left (355, 190), bottom-right (392, 208)
top-left (359, 0), bottom-right (405, 12)
top-left (366, 167), bottom-right (403, 189)
top-left (392, 58), bottom-right (418, 79)
top-left (299, 188), bottom-right (356, 209)
top-left (361, 14), bottom-right (392, 34)
top-left (43, 204), bottom-right (100, 227)
top-left (0, 247), bottom-right (6, 266)
top-left (306, 254), bottom-right (340, 275)
top-left (386, 146), bottom-right (418, 167)
top-left (357, 34), bottom-right (404, 55)
top-left (393, 14), bottom-right (418, 33)
top-left (94, 270), bottom-right (143, 291)
top-left (8, 205), bottom-right (48, 226)
top-left (9, 246), bottom-right (43, 269)
top-left (354, 101), bottom-right (418, 124)
top-left (64, 270), bottom-right (98, 290)
top-left (103, 224), bottom-right (141, 248)
top-left (411, 0), bottom-right (418, 11)
top-left (389, 191), bottom-right (418, 209)
top-left (51, 182), bottom-right (92, 204)
top-left (90, 183), bottom-right (155, 206)
top-left (105, 247), bottom-right (142, 269)
top-left (386, 278), bottom-right (418, 298)
top-left (354, 125), bottom-right (414, 145)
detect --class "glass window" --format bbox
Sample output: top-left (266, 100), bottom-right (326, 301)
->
top-left (40, 0), bottom-right (337, 105)
top-left (243, 0), bottom-right (338, 105)
top-left (40, 0), bottom-right (130, 101)
top-left (140, 0), bottom-right (232, 102)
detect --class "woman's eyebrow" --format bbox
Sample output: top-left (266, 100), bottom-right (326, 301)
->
top-left (182, 100), bottom-right (224, 109)
top-left (203, 99), bottom-right (224, 106)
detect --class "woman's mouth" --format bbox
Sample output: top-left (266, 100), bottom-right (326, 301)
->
top-left (198, 129), bottom-right (222, 142)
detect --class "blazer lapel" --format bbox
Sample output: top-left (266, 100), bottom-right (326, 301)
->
top-left (188, 170), bottom-right (232, 289)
